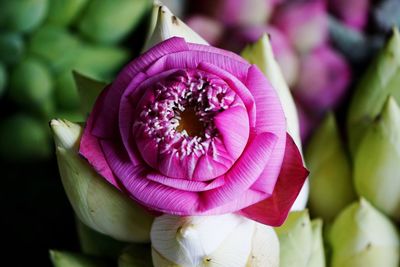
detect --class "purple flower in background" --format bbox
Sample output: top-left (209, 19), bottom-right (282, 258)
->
top-left (186, 15), bottom-right (224, 46)
top-left (272, 0), bottom-right (328, 53)
top-left (329, 0), bottom-right (370, 30)
top-left (293, 45), bottom-right (351, 114)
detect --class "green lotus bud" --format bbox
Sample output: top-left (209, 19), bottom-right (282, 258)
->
top-left (0, 32), bottom-right (24, 65)
top-left (50, 119), bottom-right (154, 242)
top-left (306, 113), bottom-right (356, 222)
top-left (241, 34), bottom-right (301, 151)
top-left (143, 2), bottom-right (208, 51)
top-left (151, 214), bottom-right (279, 267)
top-left (354, 97), bottom-right (400, 220)
top-left (49, 250), bottom-right (108, 267)
top-left (118, 244), bottom-right (152, 267)
top-left (347, 28), bottom-right (400, 155)
top-left (72, 71), bottom-right (107, 117)
top-left (29, 25), bottom-right (81, 73)
top-left (0, 114), bottom-right (51, 161)
top-left (241, 34), bottom-right (309, 211)
top-left (55, 72), bottom-right (80, 110)
top-left (0, 62), bottom-right (7, 97)
top-left (9, 56), bottom-right (53, 108)
top-left (77, 0), bottom-right (151, 44)
top-left (274, 210), bottom-right (313, 267)
top-left (329, 199), bottom-right (400, 267)
top-left (74, 44), bottom-right (129, 81)
top-left (76, 219), bottom-right (127, 259)
top-left (0, 0), bottom-right (48, 33)
top-left (46, 0), bottom-right (88, 26)
top-left (307, 219), bottom-right (326, 267)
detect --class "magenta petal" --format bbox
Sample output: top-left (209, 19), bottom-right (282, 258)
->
top-left (79, 89), bottom-right (120, 188)
top-left (146, 173), bottom-right (225, 192)
top-left (245, 65), bottom-right (287, 194)
top-left (197, 62), bottom-right (256, 127)
top-left (92, 37), bottom-right (189, 138)
top-left (187, 42), bottom-right (249, 64)
top-left (214, 105), bottom-right (249, 159)
top-left (201, 132), bottom-right (278, 210)
top-left (239, 134), bottom-right (309, 226)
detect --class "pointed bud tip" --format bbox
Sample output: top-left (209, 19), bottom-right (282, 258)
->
top-left (50, 118), bottom-right (82, 150)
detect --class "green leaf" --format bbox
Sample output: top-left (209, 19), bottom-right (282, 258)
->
top-left (72, 71), bottom-right (107, 117)
top-left (50, 250), bottom-right (109, 267)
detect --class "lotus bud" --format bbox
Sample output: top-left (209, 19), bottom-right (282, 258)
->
top-left (9, 57), bottom-right (53, 108)
top-left (50, 119), bottom-right (154, 242)
top-left (0, 0), bottom-right (48, 33)
top-left (272, 0), bottom-right (328, 53)
top-left (186, 16), bottom-right (224, 46)
top-left (151, 214), bottom-right (279, 267)
top-left (160, 0), bottom-right (185, 18)
top-left (46, 0), bottom-right (88, 26)
top-left (308, 219), bottom-right (326, 267)
top-left (29, 25), bottom-right (81, 73)
top-left (354, 97), bottom-right (400, 221)
top-left (275, 210), bottom-right (313, 267)
top-left (0, 62), bottom-right (6, 97)
top-left (144, 3), bottom-right (208, 51)
top-left (0, 114), bottom-right (51, 161)
top-left (329, 0), bottom-right (370, 30)
top-left (293, 45), bottom-right (351, 114)
top-left (347, 28), bottom-right (400, 155)
top-left (329, 199), bottom-right (400, 267)
top-left (73, 44), bottom-right (129, 80)
top-left (241, 34), bottom-right (309, 210)
top-left (0, 32), bottom-right (24, 65)
top-left (306, 113), bottom-right (356, 222)
top-left (77, 0), bottom-right (151, 44)
top-left (50, 250), bottom-right (108, 267)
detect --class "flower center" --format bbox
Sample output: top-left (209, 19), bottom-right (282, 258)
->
top-left (134, 70), bottom-right (235, 158)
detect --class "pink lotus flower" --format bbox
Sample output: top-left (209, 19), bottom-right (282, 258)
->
top-left (79, 37), bottom-right (308, 226)
top-left (293, 45), bottom-right (350, 114)
top-left (272, 0), bottom-right (328, 53)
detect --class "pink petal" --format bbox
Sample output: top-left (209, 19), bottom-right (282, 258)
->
top-left (91, 37), bottom-right (189, 138)
top-left (187, 42), bottom-right (249, 64)
top-left (197, 62), bottom-right (256, 128)
top-left (245, 65), bottom-right (286, 194)
top-left (79, 88), bottom-right (120, 188)
top-left (214, 105), bottom-right (250, 159)
top-left (146, 173), bottom-right (225, 192)
top-left (201, 132), bottom-right (278, 211)
top-left (239, 134), bottom-right (309, 226)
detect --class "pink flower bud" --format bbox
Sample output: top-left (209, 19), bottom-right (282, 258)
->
top-left (272, 0), bottom-right (328, 53)
top-left (329, 0), bottom-right (370, 30)
top-left (294, 46), bottom-right (351, 114)
top-left (186, 16), bottom-right (224, 46)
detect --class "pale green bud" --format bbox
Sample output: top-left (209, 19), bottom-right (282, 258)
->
top-left (143, 2), bottom-right (208, 51)
top-left (77, 0), bottom-right (151, 44)
top-left (49, 250), bottom-right (108, 267)
top-left (354, 97), bottom-right (400, 221)
top-left (29, 25), bottom-right (81, 73)
top-left (151, 214), bottom-right (279, 267)
top-left (306, 113), bottom-right (356, 222)
top-left (0, 0), bottom-right (48, 33)
top-left (329, 199), bottom-right (400, 267)
top-left (241, 34), bottom-right (309, 211)
top-left (50, 119), bottom-right (154, 242)
top-left (9, 56), bottom-right (53, 108)
top-left (347, 28), bottom-right (400, 155)
top-left (274, 210), bottom-right (313, 267)
top-left (46, 0), bottom-right (88, 26)
top-left (307, 219), bottom-right (326, 267)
